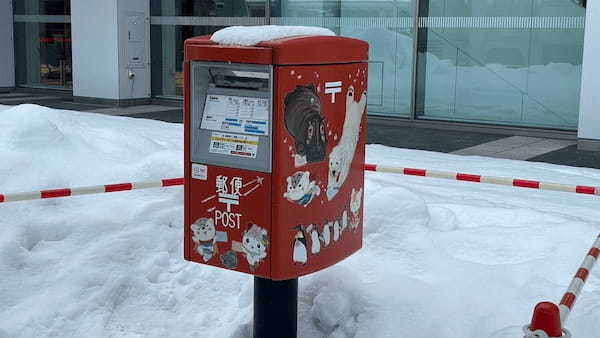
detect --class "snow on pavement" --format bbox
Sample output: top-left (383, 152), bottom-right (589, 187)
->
top-left (0, 104), bottom-right (599, 338)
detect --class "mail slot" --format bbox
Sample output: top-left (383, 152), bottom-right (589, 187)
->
top-left (183, 34), bottom-right (368, 280)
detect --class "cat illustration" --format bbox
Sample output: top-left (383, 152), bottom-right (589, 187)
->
top-left (241, 224), bottom-right (268, 272)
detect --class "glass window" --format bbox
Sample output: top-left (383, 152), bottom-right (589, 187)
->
top-left (340, 1), bottom-right (414, 117)
top-left (271, 0), bottom-right (415, 117)
top-left (150, 0), bottom-right (266, 97)
top-left (415, 0), bottom-right (586, 130)
top-left (13, 0), bottom-right (72, 88)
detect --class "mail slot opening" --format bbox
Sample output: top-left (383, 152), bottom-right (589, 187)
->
top-left (209, 67), bottom-right (270, 91)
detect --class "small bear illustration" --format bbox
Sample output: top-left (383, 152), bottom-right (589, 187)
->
top-left (191, 218), bottom-right (218, 262)
top-left (284, 84), bottom-right (328, 164)
top-left (241, 224), bottom-right (269, 272)
top-left (350, 188), bottom-right (363, 231)
top-left (283, 171), bottom-right (321, 207)
top-left (327, 85), bottom-right (367, 200)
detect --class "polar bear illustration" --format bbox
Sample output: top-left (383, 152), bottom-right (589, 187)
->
top-left (327, 85), bottom-right (367, 200)
top-left (283, 171), bottom-right (321, 207)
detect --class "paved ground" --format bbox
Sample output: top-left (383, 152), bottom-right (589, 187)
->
top-left (2, 91), bottom-right (599, 169)
top-left (0, 91), bottom-right (183, 123)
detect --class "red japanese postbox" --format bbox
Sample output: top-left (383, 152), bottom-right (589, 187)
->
top-left (183, 34), bottom-right (368, 280)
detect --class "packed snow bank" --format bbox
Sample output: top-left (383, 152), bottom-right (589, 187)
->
top-left (1, 104), bottom-right (600, 337)
top-left (211, 25), bottom-right (335, 46)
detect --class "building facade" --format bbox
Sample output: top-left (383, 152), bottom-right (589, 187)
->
top-left (1, 0), bottom-right (599, 149)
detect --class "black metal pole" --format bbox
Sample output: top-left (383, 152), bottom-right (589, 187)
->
top-left (253, 277), bottom-right (298, 338)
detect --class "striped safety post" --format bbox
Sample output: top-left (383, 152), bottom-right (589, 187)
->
top-left (523, 234), bottom-right (600, 338)
top-left (558, 234), bottom-right (600, 324)
top-left (0, 178), bottom-right (184, 203)
top-left (364, 164), bottom-right (599, 197)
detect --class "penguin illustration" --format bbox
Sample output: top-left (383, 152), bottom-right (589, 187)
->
top-left (292, 225), bottom-right (308, 265)
top-left (333, 220), bottom-right (341, 242)
top-left (320, 220), bottom-right (332, 247)
top-left (306, 224), bottom-right (321, 255)
top-left (341, 210), bottom-right (348, 232)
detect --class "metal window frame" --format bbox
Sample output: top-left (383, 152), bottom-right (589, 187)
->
top-left (409, 0), bottom-right (421, 120)
top-left (13, 15), bottom-right (70, 23)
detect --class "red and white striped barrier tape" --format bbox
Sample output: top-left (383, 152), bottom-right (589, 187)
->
top-left (0, 178), bottom-right (184, 203)
top-left (364, 164), bottom-right (600, 196)
top-left (1, 163), bottom-right (599, 204)
top-left (558, 234), bottom-right (600, 325)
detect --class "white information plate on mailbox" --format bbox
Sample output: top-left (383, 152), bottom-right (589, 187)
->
top-left (201, 94), bottom-right (269, 136)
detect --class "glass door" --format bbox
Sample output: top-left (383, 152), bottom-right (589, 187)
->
top-left (13, 0), bottom-right (72, 89)
top-left (150, 0), bottom-right (267, 98)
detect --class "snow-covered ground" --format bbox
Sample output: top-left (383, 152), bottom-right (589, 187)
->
top-left (1, 104), bottom-right (599, 338)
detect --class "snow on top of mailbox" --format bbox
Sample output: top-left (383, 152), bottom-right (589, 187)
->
top-left (210, 25), bottom-right (335, 46)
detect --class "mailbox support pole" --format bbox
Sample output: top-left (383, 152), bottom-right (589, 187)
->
top-left (254, 277), bottom-right (298, 338)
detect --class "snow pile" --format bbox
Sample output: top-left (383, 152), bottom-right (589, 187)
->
top-left (211, 25), bottom-right (335, 46)
top-left (1, 104), bottom-right (600, 337)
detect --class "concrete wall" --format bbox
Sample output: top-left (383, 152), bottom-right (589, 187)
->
top-left (578, 1), bottom-right (600, 150)
top-left (0, 0), bottom-right (15, 90)
top-left (71, 0), bottom-right (150, 102)
top-left (71, 0), bottom-right (120, 99)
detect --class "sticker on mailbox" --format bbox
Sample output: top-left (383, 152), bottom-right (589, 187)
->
top-left (191, 163), bottom-right (208, 180)
top-left (209, 132), bottom-right (259, 158)
top-left (201, 94), bottom-right (269, 136)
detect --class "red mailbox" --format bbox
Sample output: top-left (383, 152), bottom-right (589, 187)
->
top-left (184, 34), bottom-right (368, 280)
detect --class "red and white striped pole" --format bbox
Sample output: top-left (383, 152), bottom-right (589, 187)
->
top-left (0, 178), bottom-right (184, 203)
top-left (364, 164), bottom-right (599, 196)
top-left (2, 163), bottom-right (600, 204)
top-left (558, 234), bottom-right (600, 324)
top-left (523, 234), bottom-right (600, 338)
